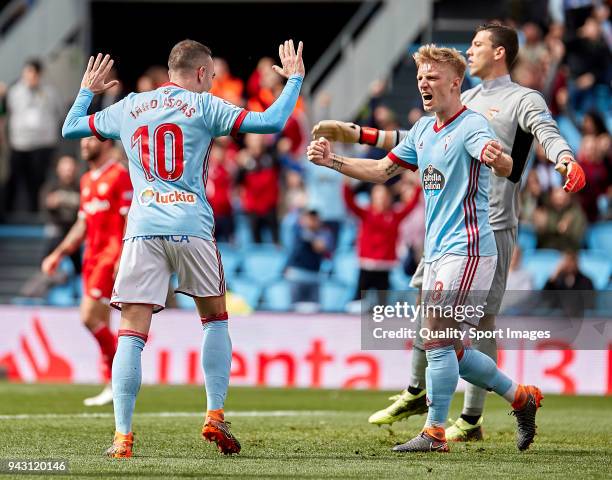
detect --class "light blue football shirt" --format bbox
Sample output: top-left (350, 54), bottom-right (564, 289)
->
top-left (90, 82), bottom-right (245, 240)
top-left (389, 107), bottom-right (497, 262)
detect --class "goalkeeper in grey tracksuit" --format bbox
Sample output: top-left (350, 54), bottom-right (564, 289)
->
top-left (312, 24), bottom-right (586, 442)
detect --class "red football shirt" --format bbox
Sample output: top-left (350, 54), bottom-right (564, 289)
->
top-left (79, 160), bottom-right (132, 262)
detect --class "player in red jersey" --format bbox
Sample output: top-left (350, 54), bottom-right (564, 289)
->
top-left (42, 136), bottom-right (132, 405)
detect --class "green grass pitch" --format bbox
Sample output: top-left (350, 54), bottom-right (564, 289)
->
top-left (0, 384), bottom-right (610, 479)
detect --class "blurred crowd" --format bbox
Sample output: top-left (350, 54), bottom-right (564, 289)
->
top-left (0, 0), bottom-right (610, 310)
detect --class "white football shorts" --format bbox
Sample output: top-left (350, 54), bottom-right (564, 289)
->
top-left (422, 253), bottom-right (497, 326)
top-left (111, 235), bottom-right (225, 313)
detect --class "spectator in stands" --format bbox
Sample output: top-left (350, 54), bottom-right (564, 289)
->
top-left (206, 141), bottom-right (235, 243)
top-left (343, 180), bottom-right (420, 304)
top-left (246, 56), bottom-right (274, 99)
top-left (581, 110), bottom-right (609, 137)
top-left (236, 133), bottom-right (280, 243)
top-left (5, 59), bottom-right (64, 214)
top-left (543, 250), bottom-right (594, 315)
top-left (40, 155), bottom-right (81, 269)
top-left (144, 65), bottom-right (169, 88)
top-left (304, 154), bottom-right (347, 249)
top-left (520, 22), bottom-right (548, 64)
top-left (564, 16), bottom-right (611, 112)
top-left (533, 186), bottom-right (587, 250)
top-left (282, 169), bottom-right (307, 216)
top-left (210, 58), bottom-right (244, 106)
top-left (285, 209), bottom-right (333, 309)
top-left (520, 170), bottom-right (545, 225)
top-left (136, 74), bottom-right (155, 93)
top-left (407, 107), bottom-right (424, 128)
top-left (20, 155), bottom-right (81, 298)
top-left (576, 134), bottom-right (609, 221)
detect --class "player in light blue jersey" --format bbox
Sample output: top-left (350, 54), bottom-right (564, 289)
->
top-left (308, 45), bottom-right (542, 453)
top-left (62, 39), bottom-right (305, 457)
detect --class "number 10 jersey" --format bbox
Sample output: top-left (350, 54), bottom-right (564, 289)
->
top-left (89, 81), bottom-right (245, 240)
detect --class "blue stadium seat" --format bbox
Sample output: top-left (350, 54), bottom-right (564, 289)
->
top-left (261, 280), bottom-right (292, 311)
top-left (47, 284), bottom-right (78, 307)
top-left (234, 213), bottom-right (253, 247)
top-left (522, 249), bottom-right (562, 289)
top-left (556, 115), bottom-right (582, 153)
top-left (228, 278), bottom-right (262, 308)
top-left (332, 251), bottom-right (359, 287)
top-left (517, 225), bottom-right (537, 252)
top-left (320, 280), bottom-right (353, 312)
top-left (586, 222), bottom-right (612, 253)
top-left (242, 249), bottom-right (287, 284)
top-left (216, 243), bottom-right (241, 282)
top-left (280, 212), bottom-right (299, 250)
top-left (337, 221), bottom-right (357, 252)
top-left (579, 250), bottom-right (612, 290)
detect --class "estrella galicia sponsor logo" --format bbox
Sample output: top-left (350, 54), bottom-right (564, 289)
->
top-left (138, 187), bottom-right (197, 206)
top-left (422, 164), bottom-right (445, 196)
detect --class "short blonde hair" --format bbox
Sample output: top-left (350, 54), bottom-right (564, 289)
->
top-left (413, 44), bottom-right (467, 79)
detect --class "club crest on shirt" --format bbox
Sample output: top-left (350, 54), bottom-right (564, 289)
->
top-left (486, 107), bottom-right (500, 120)
top-left (422, 164), bottom-right (445, 196)
top-left (418, 140), bottom-right (424, 150)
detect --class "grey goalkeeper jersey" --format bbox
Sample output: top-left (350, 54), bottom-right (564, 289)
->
top-left (401, 75), bottom-right (573, 230)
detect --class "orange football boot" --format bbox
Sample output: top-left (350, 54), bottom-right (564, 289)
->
top-left (105, 431), bottom-right (134, 458)
top-left (202, 409), bottom-right (241, 455)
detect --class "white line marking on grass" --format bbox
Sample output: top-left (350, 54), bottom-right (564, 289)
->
top-left (0, 410), bottom-right (351, 420)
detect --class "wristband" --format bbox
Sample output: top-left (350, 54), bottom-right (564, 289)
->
top-left (359, 126), bottom-right (379, 146)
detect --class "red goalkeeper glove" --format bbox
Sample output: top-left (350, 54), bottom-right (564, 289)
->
top-left (555, 156), bottom-right (586, 193)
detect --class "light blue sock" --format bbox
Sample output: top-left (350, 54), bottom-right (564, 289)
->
top-left (458, 348), bottom-right (513, 397)
top-left (201, 320), bottom-right (232, 411)
top-left (112, 335), bottom-right (145, 434)
top-left (425, 345), bottom-right (459, 428)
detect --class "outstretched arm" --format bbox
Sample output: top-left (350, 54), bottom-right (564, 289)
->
top-left (517, 91), bottom-right (585, 192)
top-left (239, 40), bottom-right (305, 134)
top-left (62, 53), bottom-right (119, 139)
top-left (307, 137), bottom-right (410, 184)
top-left (312, 120), bottom-right (406, 151)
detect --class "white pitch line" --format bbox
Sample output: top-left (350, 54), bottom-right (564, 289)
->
top-left (0, 410), bottom-right (350, 421)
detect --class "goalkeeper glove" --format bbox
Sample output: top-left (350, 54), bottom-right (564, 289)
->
top-left (555, 156), bottom-right (586, 193)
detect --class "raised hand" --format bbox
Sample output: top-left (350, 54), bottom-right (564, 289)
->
top-left (272, 40), bottom-right (305, 79)
top-left (81, 53), bottom-right (119, 94)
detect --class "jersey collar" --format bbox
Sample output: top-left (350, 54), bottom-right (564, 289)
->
top-left (433, 105), bottom-right (467, 133)
top-left (160, 81), bottom-right (183, 88)
top-left (481, 74), bottom-right (511, 91)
